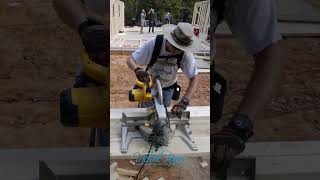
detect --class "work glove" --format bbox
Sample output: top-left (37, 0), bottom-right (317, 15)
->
top-left (134, 68), bottom-right (150, 83)
top-left (78, 18), bottom-right (107, 66)
top-left (212, 113), bottom-right (254, 179)
top-left (171, 97), bottom-right (189, 118)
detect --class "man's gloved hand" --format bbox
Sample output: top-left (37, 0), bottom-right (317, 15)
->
top-left (134, 68), bottom-right (150, 83)
top-left (78, 18), bottom-right (107, 66)
top-left (172, 97), bottom-right (189, 118)
top-left (212, 113), bottom-right (254, 179)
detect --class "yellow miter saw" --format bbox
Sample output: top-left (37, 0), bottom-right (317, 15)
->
top-left (121, 76), bottom-right (198, 153)
top-left (60, 51), bottom-right (108, 128)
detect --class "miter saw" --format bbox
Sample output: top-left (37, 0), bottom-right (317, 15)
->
top-left (60, 51), bottom-right (108, 128)
top-left (120, 76), bottom-right (198, 153)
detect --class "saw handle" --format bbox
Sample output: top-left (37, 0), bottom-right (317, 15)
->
top-left (135, 78), bottom-right (153, 89)
top-left (128, 78), bottom-right (154, 102)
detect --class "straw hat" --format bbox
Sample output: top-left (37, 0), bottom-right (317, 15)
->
top-left (163, 22), bottom-right (200, 53)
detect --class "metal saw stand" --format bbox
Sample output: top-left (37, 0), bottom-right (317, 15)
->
top-left (120, 110), bottom-right (198, 153)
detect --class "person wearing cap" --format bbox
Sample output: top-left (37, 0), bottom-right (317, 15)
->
top-left (52, 0), bottom-right (108, 146)
top-left (127, 22), bottom-right (200, 117)
top-left (211, 0), bottom-right (286, 178)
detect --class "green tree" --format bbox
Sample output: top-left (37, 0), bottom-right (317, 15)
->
top-left (122, 0), bottom-right (200, 25)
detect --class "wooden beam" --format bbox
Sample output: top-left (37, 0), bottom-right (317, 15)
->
top-left (116, 168), bottom-right (138, 176)
top-left (237, 141), bottom-right (320, 180)
top-left (215, 22), bottom-right (320, 38)
top-left (39, 160), bottom-right (108, 180)
top-left (0, 147), bottom-right (107, 180)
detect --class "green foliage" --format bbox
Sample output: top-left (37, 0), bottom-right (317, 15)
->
top-left (122, 0), bottom-right (200, 25)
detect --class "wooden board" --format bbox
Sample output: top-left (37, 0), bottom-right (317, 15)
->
top-left (240, 141), bottom-right (320, 180)
top-left (39, 160), bottom-right (108, 180)
top-left (244, 141), bottom-right (320, 157)
top-left (215, 22), bottom-right (320, 38)
top-left (278, 0), bottom-right (320, 23)
top-left (110, 106), bottom-right (210, 159)
top-left (0, 147), bottom-right (107, 180)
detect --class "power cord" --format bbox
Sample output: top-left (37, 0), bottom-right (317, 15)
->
top-left (136, 141), bottom-right (154, 180)
top-left (136, 101), bottom-right (160, 180)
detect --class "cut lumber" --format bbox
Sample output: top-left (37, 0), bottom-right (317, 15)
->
top-left (129, 160), bottom-right (136, 166)
top-left (200, 161), bottom-right (208, 168)
top-left (116, 168), bottom-right (138, 177)
top-left (110, 161), bottom-right (118, 170)
top-left (111, 172), bottom-right (119, 180)
top-left (117, 174), bottom-right (131, 180)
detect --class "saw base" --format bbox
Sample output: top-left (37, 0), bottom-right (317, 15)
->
top-left (120, 111), bottom-right (198, 153)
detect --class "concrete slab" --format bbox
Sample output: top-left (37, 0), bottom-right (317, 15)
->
top-left (110, 27), bottom-right (210, 53)
top-left (196, 58), bottom-right (210, 69)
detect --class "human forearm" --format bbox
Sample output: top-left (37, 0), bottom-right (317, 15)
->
top-left (127, 56), bottom-right (139, 71)
top-left (184, 75), bottom-right (199, 99)
top-left (238, 42), bottom-right (286, 120)
top-left (53, 0), bottom-right (87, 32)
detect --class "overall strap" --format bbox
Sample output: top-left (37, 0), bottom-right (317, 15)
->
top-left (146, 35), bottom-right (164, 71)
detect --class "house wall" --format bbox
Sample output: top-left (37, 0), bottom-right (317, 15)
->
top-left (110, 0), bottom-right (125, 39)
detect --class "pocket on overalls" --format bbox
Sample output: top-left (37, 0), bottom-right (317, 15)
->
top-left (172, 83), bottom-right (181, 100)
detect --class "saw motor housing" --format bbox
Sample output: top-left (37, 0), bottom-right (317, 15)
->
top-left (60, 51), bottom-right (108, 128)
top-left (128, 79), bottom-right (153, 102)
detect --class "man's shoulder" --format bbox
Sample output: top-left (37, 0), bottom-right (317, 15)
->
top-left (146, 37), bottom-right (157, 46)
top-left (181, 52), bottom-right (195, 62)
top-left (136, 37), bottom-right (157, 53)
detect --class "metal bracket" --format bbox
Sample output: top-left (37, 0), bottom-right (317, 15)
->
top-left (172, 124), bottom-right (198, 151)
top-left (121, 126), bottom-right (143, 153)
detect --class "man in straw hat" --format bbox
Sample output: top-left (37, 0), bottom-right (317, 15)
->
top-left (211, 0), bottom-right (286, 178)
top-left (127, 22), bottom-right (200, 117)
